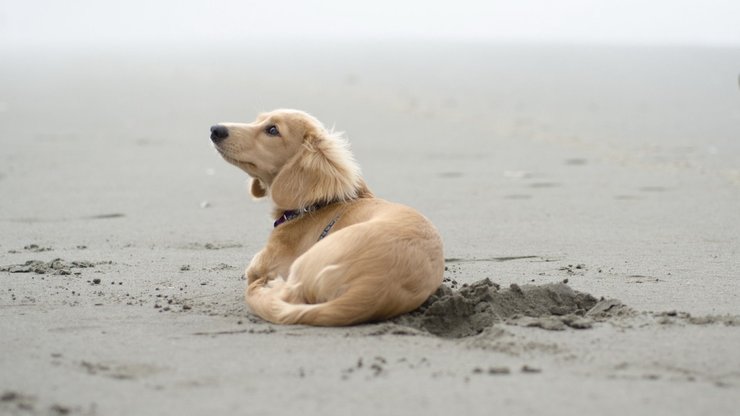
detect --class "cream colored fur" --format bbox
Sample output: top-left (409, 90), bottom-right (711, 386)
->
top-left (212, 109), bottom-right (444, 326)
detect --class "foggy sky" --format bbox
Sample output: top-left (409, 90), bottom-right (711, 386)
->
top-left (1, 0), bottom-right (739, 47)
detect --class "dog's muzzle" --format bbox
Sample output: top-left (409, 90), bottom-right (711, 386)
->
top-left (210, 125), bottom-right (229, 143)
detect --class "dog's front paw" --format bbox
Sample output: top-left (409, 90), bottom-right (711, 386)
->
top-left (245, 267), bottom-right (264, 285)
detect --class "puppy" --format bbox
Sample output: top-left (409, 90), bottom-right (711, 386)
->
top-left (210, 109), bottom-right (444, 326)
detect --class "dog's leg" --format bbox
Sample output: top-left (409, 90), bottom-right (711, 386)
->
top-left (245, 249), bottom-right (282, 284)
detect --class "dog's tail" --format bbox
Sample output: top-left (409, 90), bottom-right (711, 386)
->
top-left (246, 278), bottom-right (390, 326)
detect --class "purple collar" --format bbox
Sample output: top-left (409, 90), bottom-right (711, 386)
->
top-left (273, 201), bottom-right (345, 242)
top-left (273, 202), bottom-right (330, 228)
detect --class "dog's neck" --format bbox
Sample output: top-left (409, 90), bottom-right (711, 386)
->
top-left (273, 201), bottom-right (333, 228)
top-left (270, 180), bottom-right (374, 228)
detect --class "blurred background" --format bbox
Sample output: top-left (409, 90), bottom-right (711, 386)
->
top-left (2, 0), bottom-right (739, 47)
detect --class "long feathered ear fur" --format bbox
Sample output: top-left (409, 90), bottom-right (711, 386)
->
top-left (270, 128), bottom-right (362, 210)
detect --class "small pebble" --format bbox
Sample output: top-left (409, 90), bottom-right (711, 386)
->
top-left (521, 365), bottom-right (542, 373)
top-left (488, 366), bottom-right (510, 375)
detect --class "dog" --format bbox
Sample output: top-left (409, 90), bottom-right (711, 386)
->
top-left (210, 109), bottom-right (444, 326)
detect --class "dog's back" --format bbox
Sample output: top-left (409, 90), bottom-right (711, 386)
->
top-left (246, 199), bottom-right (444, 326)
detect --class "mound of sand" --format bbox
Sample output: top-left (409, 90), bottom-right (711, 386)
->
top-left (394, 278), bottom-right (631, 338)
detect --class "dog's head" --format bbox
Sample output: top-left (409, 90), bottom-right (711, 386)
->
top-left (210, 109), bottom-right (363, 210)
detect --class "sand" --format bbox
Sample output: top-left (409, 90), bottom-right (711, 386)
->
top-left (1, 41), bottom-right (739, 415)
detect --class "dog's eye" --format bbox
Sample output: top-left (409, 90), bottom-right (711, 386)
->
top-left (265, 125), bottom-right (280, 136)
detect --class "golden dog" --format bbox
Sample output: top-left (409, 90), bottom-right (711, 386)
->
top-left (210, 109), bottom-right (444, 326)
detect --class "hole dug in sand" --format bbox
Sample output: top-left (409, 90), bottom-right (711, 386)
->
top-left (393, 278), bottom-right (632, 338)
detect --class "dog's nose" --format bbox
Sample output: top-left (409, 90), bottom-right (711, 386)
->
top-left (210, 125), bottom-right (229, 143)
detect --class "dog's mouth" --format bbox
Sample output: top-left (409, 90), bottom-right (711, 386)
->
top-left (212, 144), bottom-right (235, 161)
top-left (216, 149), bottom-right (241, 165)
top-left (213, 145), bottom-right (257, 170)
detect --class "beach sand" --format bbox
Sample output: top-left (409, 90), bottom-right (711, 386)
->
top-left (1, 42), bottom-right (739, 415)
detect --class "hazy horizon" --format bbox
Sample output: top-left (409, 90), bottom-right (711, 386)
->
top-left (1, 0), bottom-right (739, 48)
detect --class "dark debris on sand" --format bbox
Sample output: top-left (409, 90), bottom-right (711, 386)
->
top-left (0, 259), bottom-right (99, 275)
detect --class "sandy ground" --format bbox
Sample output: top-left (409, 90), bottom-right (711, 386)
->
top-left (1, 42), bottom-right (739, 415)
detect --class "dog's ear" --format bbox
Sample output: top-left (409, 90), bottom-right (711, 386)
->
top-left (250, 178), bottom-right (267, 199)
top-left (270, 129), bottom-right (361, 209)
